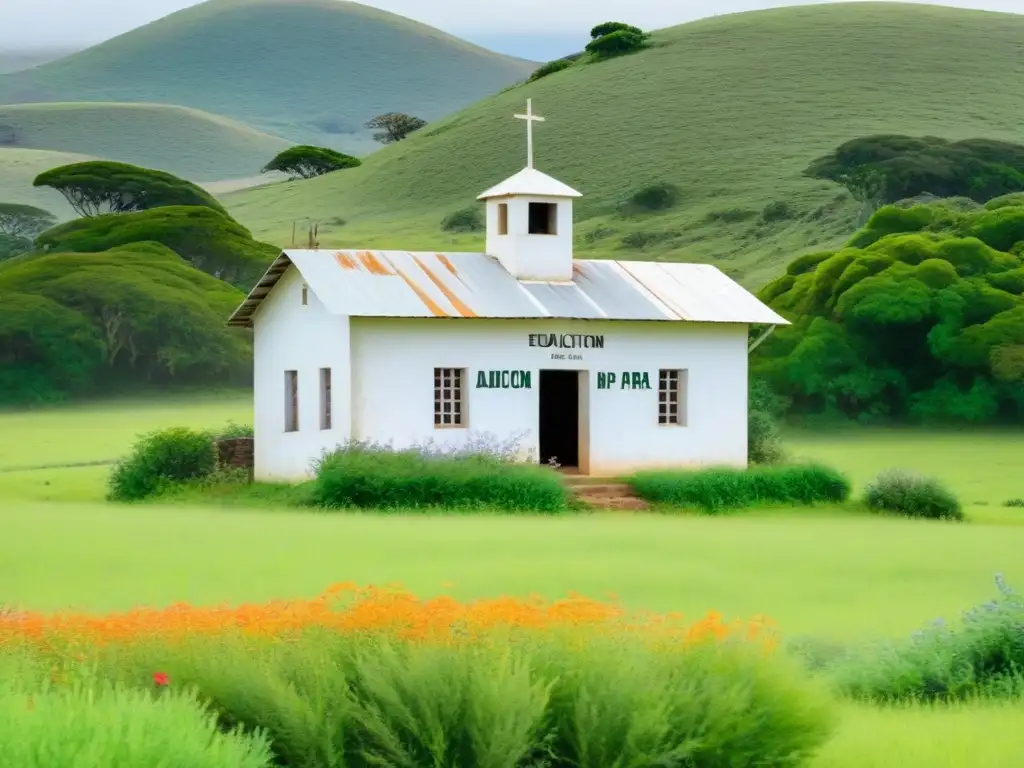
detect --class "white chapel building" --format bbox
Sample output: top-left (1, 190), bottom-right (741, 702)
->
top-left (229, 100), bottom-right (788, 481)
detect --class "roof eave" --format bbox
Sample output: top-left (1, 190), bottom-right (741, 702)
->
top-left (226, 251), bottom-right (293, 328)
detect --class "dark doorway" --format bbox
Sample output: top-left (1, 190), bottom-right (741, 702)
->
top-left (539, 370), bottom-right (579, 468)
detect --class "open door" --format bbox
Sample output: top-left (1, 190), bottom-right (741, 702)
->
top-left (538, 370), bottom-right (580, 469)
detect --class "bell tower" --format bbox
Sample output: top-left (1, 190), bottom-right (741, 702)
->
top-left (477, 99), bottom-right (582, 282)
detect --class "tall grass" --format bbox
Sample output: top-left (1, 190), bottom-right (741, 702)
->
top-left (311, 441), bottom-right (569, 513)
top-left (630, 464), bottom-right (851, 512)
top-left (0, 677), bottom-right (273, 768)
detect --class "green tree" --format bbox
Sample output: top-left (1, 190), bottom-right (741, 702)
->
top-left (0, 290), bottom-right (105, 404)
top-left (590, 21), bottom-right (645, 39)
top-left (262, 145), bottom-right (361, 179)
top-left (34, 206), bottom-right (278, 288)
top-left (0, 233), bottom-right (31, 261)
top-left (585, 29), bottom-right (649, 60)
top-left (365, 113), bottom-right (427, 144)
top-left (33, 161), bottom-right (227, 217)
top-left (0, 202), bottom-right (56, 238)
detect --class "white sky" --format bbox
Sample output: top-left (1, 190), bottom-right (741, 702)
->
top-left (0, 0), bottom-right (1020, 49)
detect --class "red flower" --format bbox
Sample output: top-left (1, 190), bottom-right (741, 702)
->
top-left (153, 672), bottom-right (169, 687)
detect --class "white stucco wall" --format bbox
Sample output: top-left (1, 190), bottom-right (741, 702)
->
top-left (252, 266), bottom-right (352, 480)
top-left (348, 317), bottom-right (750, 476)
top-left (485, 195), bottom-right (574, 281)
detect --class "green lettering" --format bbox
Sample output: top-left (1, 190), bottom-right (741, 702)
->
top-left (640, 372), bottom-right (651, 390)
top-left (476, 371), bottom-right (488, 388)
top-left (501, 371), bottom-right (511, 388)
top-left (521, 371), bottom-right (532, 389)
top-left (631, 372), bottom-right (642, 389)
top-left (621, 371), bottom-right (631, 389)
top-left (607, 372), bottom-right (616, 388)
top-left (489, 371), bottom-right (499, 388)
top-left (597, 372), bottom-right (606, 390)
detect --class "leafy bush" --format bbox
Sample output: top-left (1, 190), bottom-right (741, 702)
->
top-left (591, 21), bottom-right (645, 38)
top-left (108, 427), bottom-right (217, 501)
top-left (440, 206), bottom-right (484, 233)
top-left (748, 410), bottom-right (784, 464)
top-left (619, 181), bottom-right (680, 214)
top-left (833, 574), bottom-right (1024, 702)
top-left (218, 421), bottom-right (254, 439)
top-left (0, 681), bottom-right (272, 768)
top-left (310, 440), bottom-right (568, 512)
top-left (529, 58), bottom-right (574, 81)
top-left (585, 29), bottom-right (649, 60)
top-left (1005, 498), bottom-right (1024, 508)
top-left (629, 464), bottom-right (851, 513)
top-left (761, 200), bottom-right (793, 222)
top-left (100, 629), bottom-right (833, 768)
top-left (863, 469), bottom-right (963, 521)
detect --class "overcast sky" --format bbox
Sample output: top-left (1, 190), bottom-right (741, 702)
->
top-left (1, 0), bottom-right (1020, 52)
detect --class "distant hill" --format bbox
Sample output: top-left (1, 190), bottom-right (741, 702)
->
top-left (0, 102), bottom-right (290, 180)
top-left (223, 3), bottom-right (1024, 288)
top-left (0, 0), bottom-right (536, 155)
top-left (0, 148), bottom-right (97, 219)
top-left (0, 49), bottom-right (78, 75)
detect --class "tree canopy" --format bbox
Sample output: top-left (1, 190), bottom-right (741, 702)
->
top-left (0, 244), bottom-right (251, 405)
top-left (754, 197), bottom-right (1024, 424)
top-left (585, 21), bottom-right (649, 60)
top-left (34, 206), bottom-right (278, 289)
top-left (365, 113), bottom-right (427, 145)
top-left (805, 135), bottom-right (1024, 208)
top-left (0, 233), bottom-right (31, 261)
top-left (33, 161), bottom-right (227, 217)
top-left (262, 145), bottom-right (361, 179)
top-left (0, 202), bottom-right (56, 238)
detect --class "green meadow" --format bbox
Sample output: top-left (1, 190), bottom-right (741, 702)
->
top-left (2, 394), bottom-right (1024, 764)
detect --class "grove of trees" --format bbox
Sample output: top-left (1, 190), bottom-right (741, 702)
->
top-left (754, 194), bottom-right (1024, 424)
top-left (805, 135), bottom-right (1024, 209)
top-left (0, 160), bottom-right (282, 405)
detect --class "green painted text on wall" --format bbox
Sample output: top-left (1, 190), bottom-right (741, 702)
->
top-left (597, 372), bottom-right (652, 390)
top-left (476, 370), bottom-right (532, 389)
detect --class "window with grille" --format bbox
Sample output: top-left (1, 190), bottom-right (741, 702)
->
top-left (433, 368), bottom-right (466, 428)
top-left (320, 368), bottom-right (332, 430)
top-left (658, 369), bottom-right (687, 426)
top-left (285, 370), bottom-right (299, 432)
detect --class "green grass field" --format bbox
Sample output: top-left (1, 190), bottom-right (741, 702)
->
top-left (1, 392), bottom-right (1023, 765)
top-left (0, 147), bottom-right (97, 219)
top-left (0, 0), bottom-right (534, 154)
top-left (225, 2), bottom-right (1024, 289)
top-left (0, 102), bottom-right (290, 181)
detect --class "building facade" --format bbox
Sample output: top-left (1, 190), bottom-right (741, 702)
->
top-left (229, 101), bottom-right (788, 481)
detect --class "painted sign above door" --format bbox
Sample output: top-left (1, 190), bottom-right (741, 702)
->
top-left (528, 334), bottom-right (605, 349)
top-left (597, 372), bottom-right (652, 390)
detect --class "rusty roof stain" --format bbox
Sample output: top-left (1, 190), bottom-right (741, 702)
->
top-left (227, 249), bottom-right (789, 328)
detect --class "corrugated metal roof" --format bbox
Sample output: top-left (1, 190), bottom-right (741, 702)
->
top-left (477, 167), bottom-right (583, 200)
top-left (228, 249), bottom-right (789, 328)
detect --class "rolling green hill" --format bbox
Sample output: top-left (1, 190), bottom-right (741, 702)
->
top-left (0, 0), bottom-right (536, 155)
top-left (224, 3), bottom-right (1024, 288)
top-left (0, 102), bottom-right (290, 180)
top-left (0, 148), bottom-right (97, 219)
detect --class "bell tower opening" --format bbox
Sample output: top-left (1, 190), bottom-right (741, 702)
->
top-left (528, 202), bottom-right (557, 235)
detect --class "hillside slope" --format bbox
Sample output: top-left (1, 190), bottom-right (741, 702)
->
top-left (0, 148), bottom-right (97, 220)
top-left (0, 0), bottom-right (536, 154)
top-left (0, 102), bottom-right (290, 180)
top-left (224, 3), bottom-right (1024, 288)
